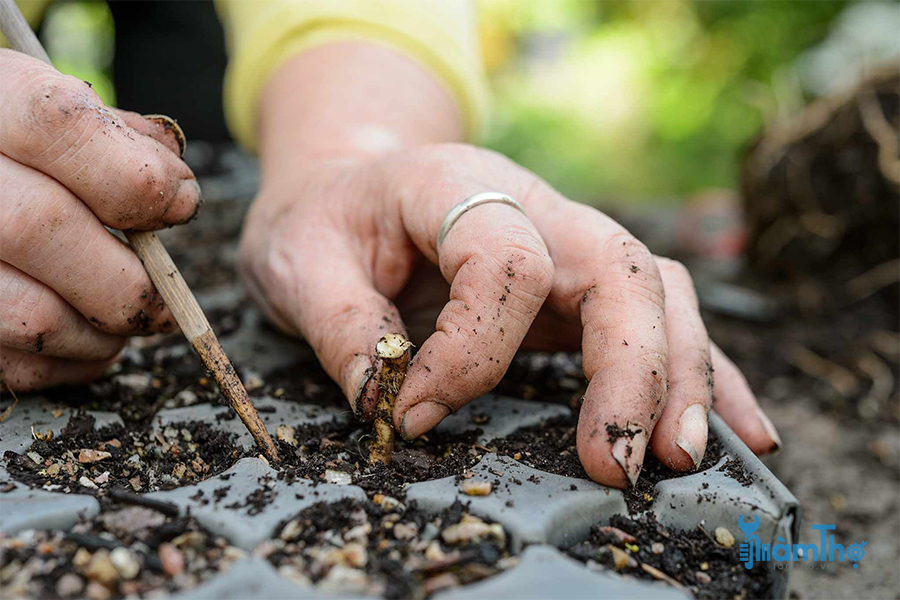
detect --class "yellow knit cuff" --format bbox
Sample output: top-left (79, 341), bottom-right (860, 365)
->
top-left (222, 4), bottom-right (488, 153)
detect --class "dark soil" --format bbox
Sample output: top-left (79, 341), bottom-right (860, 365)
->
top-left (490, 413), bottom-right (728, 514)
top-left (5, 411), bottom-right (244, 494)
top-left (273, 418), bottom-right (484, 500)
top-left (566, 512), bottom-right (771, 599)
top-left (265, 498), bottom-right (512, 599)
top-left (0, 502), bottom-right (244, 598)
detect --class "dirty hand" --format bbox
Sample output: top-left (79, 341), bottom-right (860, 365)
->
top-left (239, 43), bottom-right (782, 488)
top-left (0, 51), bottom-right (201, 390)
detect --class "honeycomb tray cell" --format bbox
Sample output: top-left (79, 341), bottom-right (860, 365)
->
top-left (0, 305), bottom-right (800, 599)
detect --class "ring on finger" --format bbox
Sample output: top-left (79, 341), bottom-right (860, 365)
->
top-left (437, 192), bottom-right (527, 254)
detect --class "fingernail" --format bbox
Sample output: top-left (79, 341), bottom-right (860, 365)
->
top-left (755, 406), bottom-right (782, 454)
top-left (351, 364), bottom-right (377, 421)
top-left (171, 179), bottom-right (202, 224)
top-left (676, 404), bottom-right (709, 469)
top-left (611, 427), bottom-right (648, 487)
top-left (143, 113), bottom-right (187, 157)
top-left (401, 401), bottom-right (450, 441)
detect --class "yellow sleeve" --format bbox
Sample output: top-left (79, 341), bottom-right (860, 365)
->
top-left (215, 0), bottom-right (489, 152)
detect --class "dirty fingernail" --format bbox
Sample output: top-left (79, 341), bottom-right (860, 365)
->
top-left (170, 179), bottom-right (202, 225)
top-left (350, 363), bottom-right (377, 421)
top-left (401, 401), bottom-right (450, 441)
top-left (755, 406), bottom-right (782, 453)
top-left (143, 113), bottom-right (187, 157)
top-left (676, 404), bottom-right (709, 469)
top-left (611, 427), bottom-right (648, 487)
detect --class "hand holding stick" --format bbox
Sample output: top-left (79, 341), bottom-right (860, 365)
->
top-left (0, 0), bottom-right (279, 462)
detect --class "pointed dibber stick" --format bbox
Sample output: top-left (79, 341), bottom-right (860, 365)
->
top-left (0, 0), bottom-right (279, 462)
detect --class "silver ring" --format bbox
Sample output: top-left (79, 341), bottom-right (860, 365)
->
top-left (437, 193), bottom-right (526, 251)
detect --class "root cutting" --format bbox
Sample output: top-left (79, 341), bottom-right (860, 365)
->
top-left (368, 333), bottom-right (412, 465)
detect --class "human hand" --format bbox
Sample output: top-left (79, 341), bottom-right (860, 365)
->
top-left (239, 143), bottom-right (782, 488)
top-left (0, 50), bottom-right (201, 390)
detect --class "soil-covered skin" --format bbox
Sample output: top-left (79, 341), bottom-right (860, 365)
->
top-left (5, 412), bottom-right (244, 493)
top-left (566, 513), bottom-right (771, 600)
top-left (264, 498), bottom-right (513, 599)
top-left (0, 507), bottom-right (244, 599)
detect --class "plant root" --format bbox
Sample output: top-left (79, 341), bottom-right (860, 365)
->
top-left (368, 333), bottom-right (412, 465)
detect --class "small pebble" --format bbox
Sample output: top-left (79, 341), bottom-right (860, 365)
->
top-left (56, 573), bottom-right (84, 597)
top-left (318, 565), bottom-right (369, 594)
top-left (175, 390), bottom-right (199, 406)
top-left (244, 373), bottom-right (264, 392)
top-left (373, 494), bottom-right (404, 512)
top-left (85, 549), bottom-right (118, 585)
top-left (85, 581), bottom-right (111, 600)
top-left (608, 545), bottom-right (634, 570)
top-left (159, 542), bottom-right (185, 576)
top-left (280, 519), bottom-right (303, 541)
top-left (715, 526), bottom-right (735, 548)
top-left (342, 542), bottom-right (368, 568)
top-left (651, 542), bottom-right (665, 555)
top-left (696, 571), bottom-right (712, 584)
top-left (73, 547), bottom-right (92, 568)
top-left (324, 470), bottom-right (352, 486)
top-left (460, 479), bottom-right (492, 496)
top-left (78, 449), bottom-right (111, 464)
top-left (392, 522), bottom-right (418, 541)
top-left (344, 522), bottom-right (372, 542)
top-left (441, 515), bottom-right (505, 546)
top-left (599, 526), bottom-right (637, 544)
top-left (113, 373), bottom-right (151, 394)
top-left (276, 424), bottom-right (297, 446)
top-left (110, 547), bottom-right (140, 579)
top-left (79, 476), bottom-right (99, 489)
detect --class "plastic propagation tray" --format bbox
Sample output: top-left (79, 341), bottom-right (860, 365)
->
top-left (0, 301), bottom-right (800, 600)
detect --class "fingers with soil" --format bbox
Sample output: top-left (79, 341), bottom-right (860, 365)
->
top-left (0, 262), bottom-right (126, 360)
top-left (0, 51), bottom-right (199, 229)
top-left (710, 341), bottom-right (781, 455)
top-left (0, 345), bottom-right (117, 391)
top-left (533, 203), bottom-right (669, 489)
top-left (111, 109), bottom-right (186, 157)
top-left (649, 257), bottom-right (712, 471)
top-left (393, 202), bottom-right (553, 439)
top-left (239, 223), bottom-right (411, 420)
top-left (0, 155), bottom-right (177, 335)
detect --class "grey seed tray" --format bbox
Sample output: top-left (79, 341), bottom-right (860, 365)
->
top-left (0, 305), bottom-right (799, 599)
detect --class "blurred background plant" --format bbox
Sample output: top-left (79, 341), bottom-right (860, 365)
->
top-left (39, 0), bottom-right (899, 205)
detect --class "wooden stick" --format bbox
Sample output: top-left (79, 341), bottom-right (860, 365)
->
top-left (368, 333), bottom-right (412, 465)
top-left (0, 0), bottom-right (279, 462)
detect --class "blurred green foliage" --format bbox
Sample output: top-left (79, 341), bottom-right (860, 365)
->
top-left (480, 0), bottom-right (853, 204)
top-left (42, 0), bottom-right (116, 106)
top-left (39, 0), bottom-right (867, 205)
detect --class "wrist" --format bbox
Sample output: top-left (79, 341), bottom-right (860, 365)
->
top-left (257, 41), bottom-right (464, 183)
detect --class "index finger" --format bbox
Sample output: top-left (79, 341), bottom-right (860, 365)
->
top-left (0, 50), bottom-right (200, 230)
top-left (392, 177), bottom-right (554, 440)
